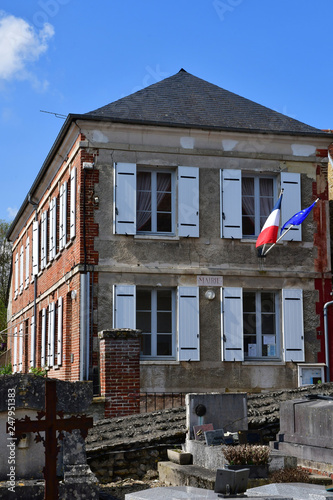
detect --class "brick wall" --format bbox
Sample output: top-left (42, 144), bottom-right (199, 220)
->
top-left (99, 329), bottom-right (141, 418)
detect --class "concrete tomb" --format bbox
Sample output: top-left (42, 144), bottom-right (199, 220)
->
top-left (275, 395), bottom-right (333, 467)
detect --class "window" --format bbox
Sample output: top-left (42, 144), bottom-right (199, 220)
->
top-left (114, 163), bottom-right (199, 237)
top-left (220, 170), bottom-right (301, 241)
top-left (222, 287), bottom-right (304, 362)
top-left (243, 291), bottom-right (279, 359)
top-left (19, 245), bottom-right (24, 293)
top-left (242, 177), bottom-right (274, 237)
top-left (136, 289), bottom-right (175, 358)
top-left (113, 284), bottom-right (200, 361)
top-left (25, 237), bottom-right (30, 287)
top-left (137, 171), bottom-right (173, 233)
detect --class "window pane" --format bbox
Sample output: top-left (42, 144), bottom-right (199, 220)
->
top-left (260, 179), bottom-right (274, 220)
top-left (242, 178), bottom-right (255, 236)
top-left (244, 313), bottom-right (256, 335)
top-left (262, 314), bottom-right (275, 335)
top-left (157, 334), bottom-right (172, 356)
top-left (157, 192), bottom-right (171, 212)
top-left (136, 290), bottom-right (151, 310)
top-left (244, 337), bottom-right (257, 357)
top-left (141, 334), bottom-right (151, 356)
top-left (157, 290), bottom-right (172, 310)
top-left (157, 213), bottom-right (171, 232)
top-left (157, 173), bottom-right (171, 192)
top-left (243, 292), bottom-right (255, 312)
top-left (136, 312), bottom-right (151, 333)
top-left (157, 312), bottom-right (172, 333)
top-left (261, 293), bottom-right (275, 312)
top-left (137, 172), bottom-right (152, 232)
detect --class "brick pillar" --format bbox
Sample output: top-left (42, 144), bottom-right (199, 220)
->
top-left (98, 329), bottom-right (141, 418)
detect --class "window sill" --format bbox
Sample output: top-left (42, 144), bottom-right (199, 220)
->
top-left (134, 234), bottom-right (179, 241)
top-left (242, 360), bottom-right (284, 365)
top-left (140, 360), bottom-right (179, 365)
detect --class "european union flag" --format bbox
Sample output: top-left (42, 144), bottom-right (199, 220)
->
top-left (280, 199), bottom-right (319, 234)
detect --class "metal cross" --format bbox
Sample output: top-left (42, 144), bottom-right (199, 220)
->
top-left (7, 378), bottom-right (93, 500)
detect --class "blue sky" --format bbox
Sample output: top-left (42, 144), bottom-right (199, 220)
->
top-left (1, 0), bottom-right (332, 223)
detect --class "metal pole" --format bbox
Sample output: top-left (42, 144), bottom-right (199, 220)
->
top-left (323, 301), bottom-right (333, 383)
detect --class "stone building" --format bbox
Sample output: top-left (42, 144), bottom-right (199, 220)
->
top-left (6, 69), bottom-right (333, 401)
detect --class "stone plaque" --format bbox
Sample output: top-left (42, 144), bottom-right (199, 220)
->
top-left (205, 429), bottom-right (225, 446)
top-left (193, 423), bottom-right (214, 441)
top-left (197, 276), bottom-right (223, 286)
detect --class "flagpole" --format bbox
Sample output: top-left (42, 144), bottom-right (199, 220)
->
top-left (262, 225), bottom-right (294, 256)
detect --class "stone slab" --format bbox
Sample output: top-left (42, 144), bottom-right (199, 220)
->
top-left (204, 429), bottom-right (224, 446)
top-left (248, 482), bottom-right (333, 499)
top-left (125, 485), bottom-right (293, 499)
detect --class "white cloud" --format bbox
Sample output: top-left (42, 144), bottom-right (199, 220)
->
top-left (7, 207), bottom-right (18, 220)
top-left (0, 12), bottom-right (54, 84)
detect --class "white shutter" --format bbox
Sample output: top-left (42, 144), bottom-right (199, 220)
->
top-left (113, 285), bottom-right (136, 328)
top-left (57, 297), bottom-right (63, 366)
top-left (281, 172), bottom-right (301, 241)
top-left (223, 287), bottom-right (244, 361)
top-left (41, 210), bottom-right (47, 269)
top-left (49, 197), bottom-right (57, 260)
top-left (221, 169), bottom-right (242, 239)
top-left (30, 316), bottom-right (35, 368)
top-left (114, 163), bottom-right (136, 235)
top-left (19, 246), bottom-right (24, 293)
top-left (59, 182), bottom-right (68, 250)
top-left (41, 308), bottom-right (46, 367)
top-left (282, 289), bottom-right (304, 362)
top-left (70, 168), bottom-right (76, 239)
top-left (13, 327), bottom-right (18, 373)
top-left (32, 221), bottom-right (39, 276)
top-left (48, 303), bottom-right (55, 368)
top-left (178, 167), bottom-right (199, 237)
top-left (18, 323), bottom-right (23, 372)
top-left (14, 252), bottom-right (18, 297)
top-left (178, 286), bottom-right (200, 361)
top-left (25, 237), bottom-right (30, 287)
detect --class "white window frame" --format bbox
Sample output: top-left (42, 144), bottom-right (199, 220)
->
top-left (241, 175), bottom-right (277, 239)
top-left (48, 302), bottom-right (55, 368)
top-left (220, 171), bottom-right (301, 240)
top-left (243, 290), bottom-right (280, 360)
top-left (41, 308), bottom-right (47, 367)
top-left (32, 220), bottom-right (39, 276)
top-left (137, 288), bottom-right (176, 360)
top-left (136, 168), bottom-right (175, 235)
top-left (114, 163), bottom-right (199, 238)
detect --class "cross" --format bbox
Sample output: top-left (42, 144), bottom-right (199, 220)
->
top-left (7, 378), bottom-right (93, 500)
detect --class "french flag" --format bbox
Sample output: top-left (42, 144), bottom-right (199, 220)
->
top-left (256, 194), bottom-right (283, 248)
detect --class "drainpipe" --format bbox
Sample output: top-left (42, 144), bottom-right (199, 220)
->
top-left (323, 300), bottom-right (333, 382)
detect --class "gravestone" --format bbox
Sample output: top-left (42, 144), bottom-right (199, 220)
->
top-left (185, 393), bottom-right (248, 471)
top-left (204, 429), bottom-right (225, 446)
top-left (193, 423), bottom-right (214, 441)
top-left (275, 395), bottom-right (333, 466)
top-left (0, 374), bottom-right (98, 499)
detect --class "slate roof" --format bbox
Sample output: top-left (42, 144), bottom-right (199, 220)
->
top-left (86, 69), bottom-right (326, 136)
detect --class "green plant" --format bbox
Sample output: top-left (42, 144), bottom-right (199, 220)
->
top-left (222, 444), bottom-right (270, 465)
top-left (29, 366), bottom-right (47, 377)
top-left (0, 364), bottom-right (12, 374)
top-left (270, 467), bottom-right (310, 483)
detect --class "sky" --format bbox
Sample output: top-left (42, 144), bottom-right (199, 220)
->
top-left (1, 0), bottom-right (332, 224)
